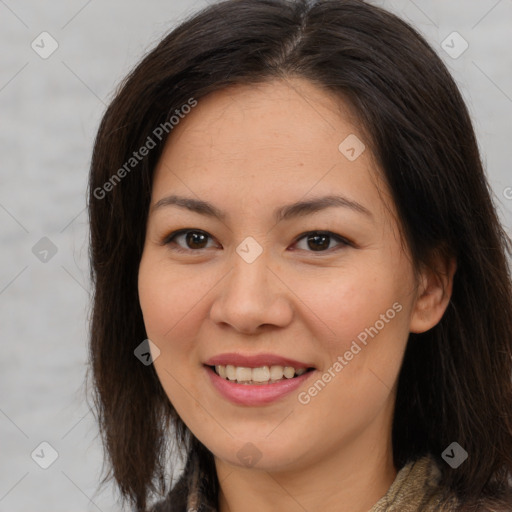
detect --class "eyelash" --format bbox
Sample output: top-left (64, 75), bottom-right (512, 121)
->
top-left (161, 229), bottom-right (352, 255)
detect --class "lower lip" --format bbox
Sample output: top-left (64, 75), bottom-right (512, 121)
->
top-left (204, 365), bottom-right (316, 406)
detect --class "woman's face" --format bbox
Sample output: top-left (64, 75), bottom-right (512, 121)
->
top-left (138, 78), bottom-right (431, 473)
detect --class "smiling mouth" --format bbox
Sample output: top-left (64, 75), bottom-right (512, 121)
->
top-left (208, 364), bottom-right (315, 385)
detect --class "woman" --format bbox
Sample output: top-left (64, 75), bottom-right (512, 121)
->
top-left (87, 0), bottom-right (512, 510)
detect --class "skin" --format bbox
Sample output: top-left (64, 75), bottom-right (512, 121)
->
top-left (137, 77), bottom-right (456, 512)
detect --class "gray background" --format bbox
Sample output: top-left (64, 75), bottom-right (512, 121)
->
top-left (1, 0), bottom-right (511, 510)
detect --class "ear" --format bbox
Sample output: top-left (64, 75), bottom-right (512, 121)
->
top-left (409, 250), bottom-right (457, 334)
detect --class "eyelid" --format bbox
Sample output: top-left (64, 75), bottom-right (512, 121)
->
top-left (161, 229), bottom-right (218, 249)
top-left (293, 230), bottom-right (352, 249)
top-left (161, 228), bottom-right (352, 253)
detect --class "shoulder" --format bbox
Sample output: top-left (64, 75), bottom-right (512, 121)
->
top-left (449, 495), bottom-right (512, 512)
top-left (411, 455), bottom-right (512, 512)
top-left (370, 454), bottom-right (512, 512)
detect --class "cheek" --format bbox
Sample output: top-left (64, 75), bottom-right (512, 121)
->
top-left (138, 253), bottom-right (203, 343)
top-left (292, 263), bottom-right (411, 409)
top-left (294, 265), bottom-right (404, 348)
top-left (138, 254), bottom-right (208, 419)
top-left (294, 272), bottom-right (408, 433)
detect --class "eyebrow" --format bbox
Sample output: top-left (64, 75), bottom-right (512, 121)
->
top-left (151, 194), bottom-right (373, 222)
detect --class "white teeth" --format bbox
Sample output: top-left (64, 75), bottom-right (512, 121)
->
top-left (283, 366), bottom-right (295, 379)
top-left (213, 364), bottom-right (310, 383)
top-left (252, 366), bottom-right (270, 382)
top-left (235, 366), bottom-right (252, 382)
top-left (226, 365), bottom-right (236, 380)
top-left (218, 365), bottom-right (227, 379)
top-left (269, 365), bottom-right (283, 381)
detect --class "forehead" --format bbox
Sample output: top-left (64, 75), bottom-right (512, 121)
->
top-left (151, 78), bottom-right (392, 224)
top-left (162, 78), bottom-right (361, 161)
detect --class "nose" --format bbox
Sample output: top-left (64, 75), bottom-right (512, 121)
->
top-left (208, 249), bottom-right (293, 334)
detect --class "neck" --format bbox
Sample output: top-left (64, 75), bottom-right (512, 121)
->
top-left (214, 421), bottom-right (397, 512)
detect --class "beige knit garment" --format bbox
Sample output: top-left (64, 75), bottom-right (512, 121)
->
top-left (368, 455), bottom-right (459, 512)
top-left (151, 450), bottom-right (512, 511)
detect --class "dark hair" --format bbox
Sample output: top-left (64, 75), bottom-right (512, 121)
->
top-left (87, 0), bottom-right (512, 510)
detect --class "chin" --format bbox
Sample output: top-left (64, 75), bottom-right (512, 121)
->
top-left (206, 434), bottom-right (308, 472)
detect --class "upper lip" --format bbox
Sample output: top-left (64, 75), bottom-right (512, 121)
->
top-left (204, 353), bottom-right (315, 369)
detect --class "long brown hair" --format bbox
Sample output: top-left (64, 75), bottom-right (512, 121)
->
top-left (87, 0), bottom-right (512, 510)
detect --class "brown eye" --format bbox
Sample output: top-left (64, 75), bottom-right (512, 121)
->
top-left (162, 229), bottom-right (350, 255)
top-left (163, 229), bottom-right (216, 252)
top-left (294, 231), bottom-right (350, 253)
